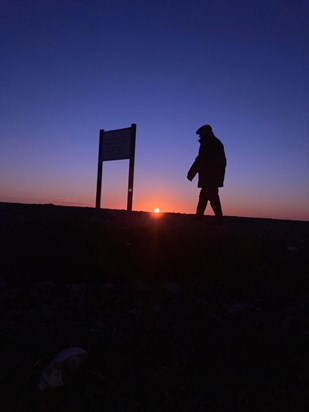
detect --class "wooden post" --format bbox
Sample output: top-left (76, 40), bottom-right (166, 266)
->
top-left (127, 123), bottom-right (136, 211)
top-left (95, 129), bottom-right (104, 209)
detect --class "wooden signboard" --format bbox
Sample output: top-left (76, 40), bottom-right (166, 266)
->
top-left (95, 124), bottom-right (136, 211)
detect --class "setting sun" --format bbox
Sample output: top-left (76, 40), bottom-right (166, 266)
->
top-left (154, 208), bottom-right (160, 214)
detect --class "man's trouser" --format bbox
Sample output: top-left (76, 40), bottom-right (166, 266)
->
top-left (196, 187), bottom-right (223, 217)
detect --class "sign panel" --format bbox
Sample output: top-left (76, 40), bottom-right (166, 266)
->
top-left (96, 124), bottom-right (136, 211)
top-left (101, 127), bottom-right (131, 161)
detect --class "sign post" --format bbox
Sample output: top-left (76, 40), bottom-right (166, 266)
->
top-left (95, 124), bottom-right (136, 211)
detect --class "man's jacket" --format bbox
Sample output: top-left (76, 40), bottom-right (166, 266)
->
top-left (187, 134), bottom-right (227, 188)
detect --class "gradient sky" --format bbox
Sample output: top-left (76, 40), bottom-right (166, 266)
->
top-left (1, 0), bottom-right (308, 221)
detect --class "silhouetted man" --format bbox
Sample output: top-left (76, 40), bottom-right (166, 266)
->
top-left (187, 124), bottom-right (227, 224)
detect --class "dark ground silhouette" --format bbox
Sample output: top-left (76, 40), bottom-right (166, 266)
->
top-left (0, 202), bottom-right (309, 411)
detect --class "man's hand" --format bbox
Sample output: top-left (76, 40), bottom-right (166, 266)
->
top-left (187, 165), bottom-right (197, 181)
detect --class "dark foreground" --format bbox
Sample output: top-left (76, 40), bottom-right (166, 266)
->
top-left (1, 202), bottom-right (309, 411)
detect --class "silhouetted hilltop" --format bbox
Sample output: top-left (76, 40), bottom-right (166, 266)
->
top-left (0, 202), bottom-right (308, 411)
top-left (1, 202), bottom-right (308, 286)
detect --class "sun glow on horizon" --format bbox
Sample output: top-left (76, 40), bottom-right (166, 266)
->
top-left (154, 207), bottom-right (160, 214)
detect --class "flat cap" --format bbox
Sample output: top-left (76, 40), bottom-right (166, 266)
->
top-left (196, 124), bottom-right (212, 134)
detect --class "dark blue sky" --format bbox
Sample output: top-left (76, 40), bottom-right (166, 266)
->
top-left (1, 0), bottom-right (308, 220)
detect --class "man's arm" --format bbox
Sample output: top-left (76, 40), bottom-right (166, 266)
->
top-left (187, 160), bottom-right (198, 181)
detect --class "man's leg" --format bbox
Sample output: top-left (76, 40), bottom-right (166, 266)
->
top-left (209, 187), bottom-right (224, 223)
top-left (196, 188), bottom-right (208, 217)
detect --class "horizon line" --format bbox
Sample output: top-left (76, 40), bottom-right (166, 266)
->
top-left (0, 201), bottom-right (308, 223)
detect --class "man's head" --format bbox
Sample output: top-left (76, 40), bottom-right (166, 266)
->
top-left (196, 124), bottom-right (213, 138)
